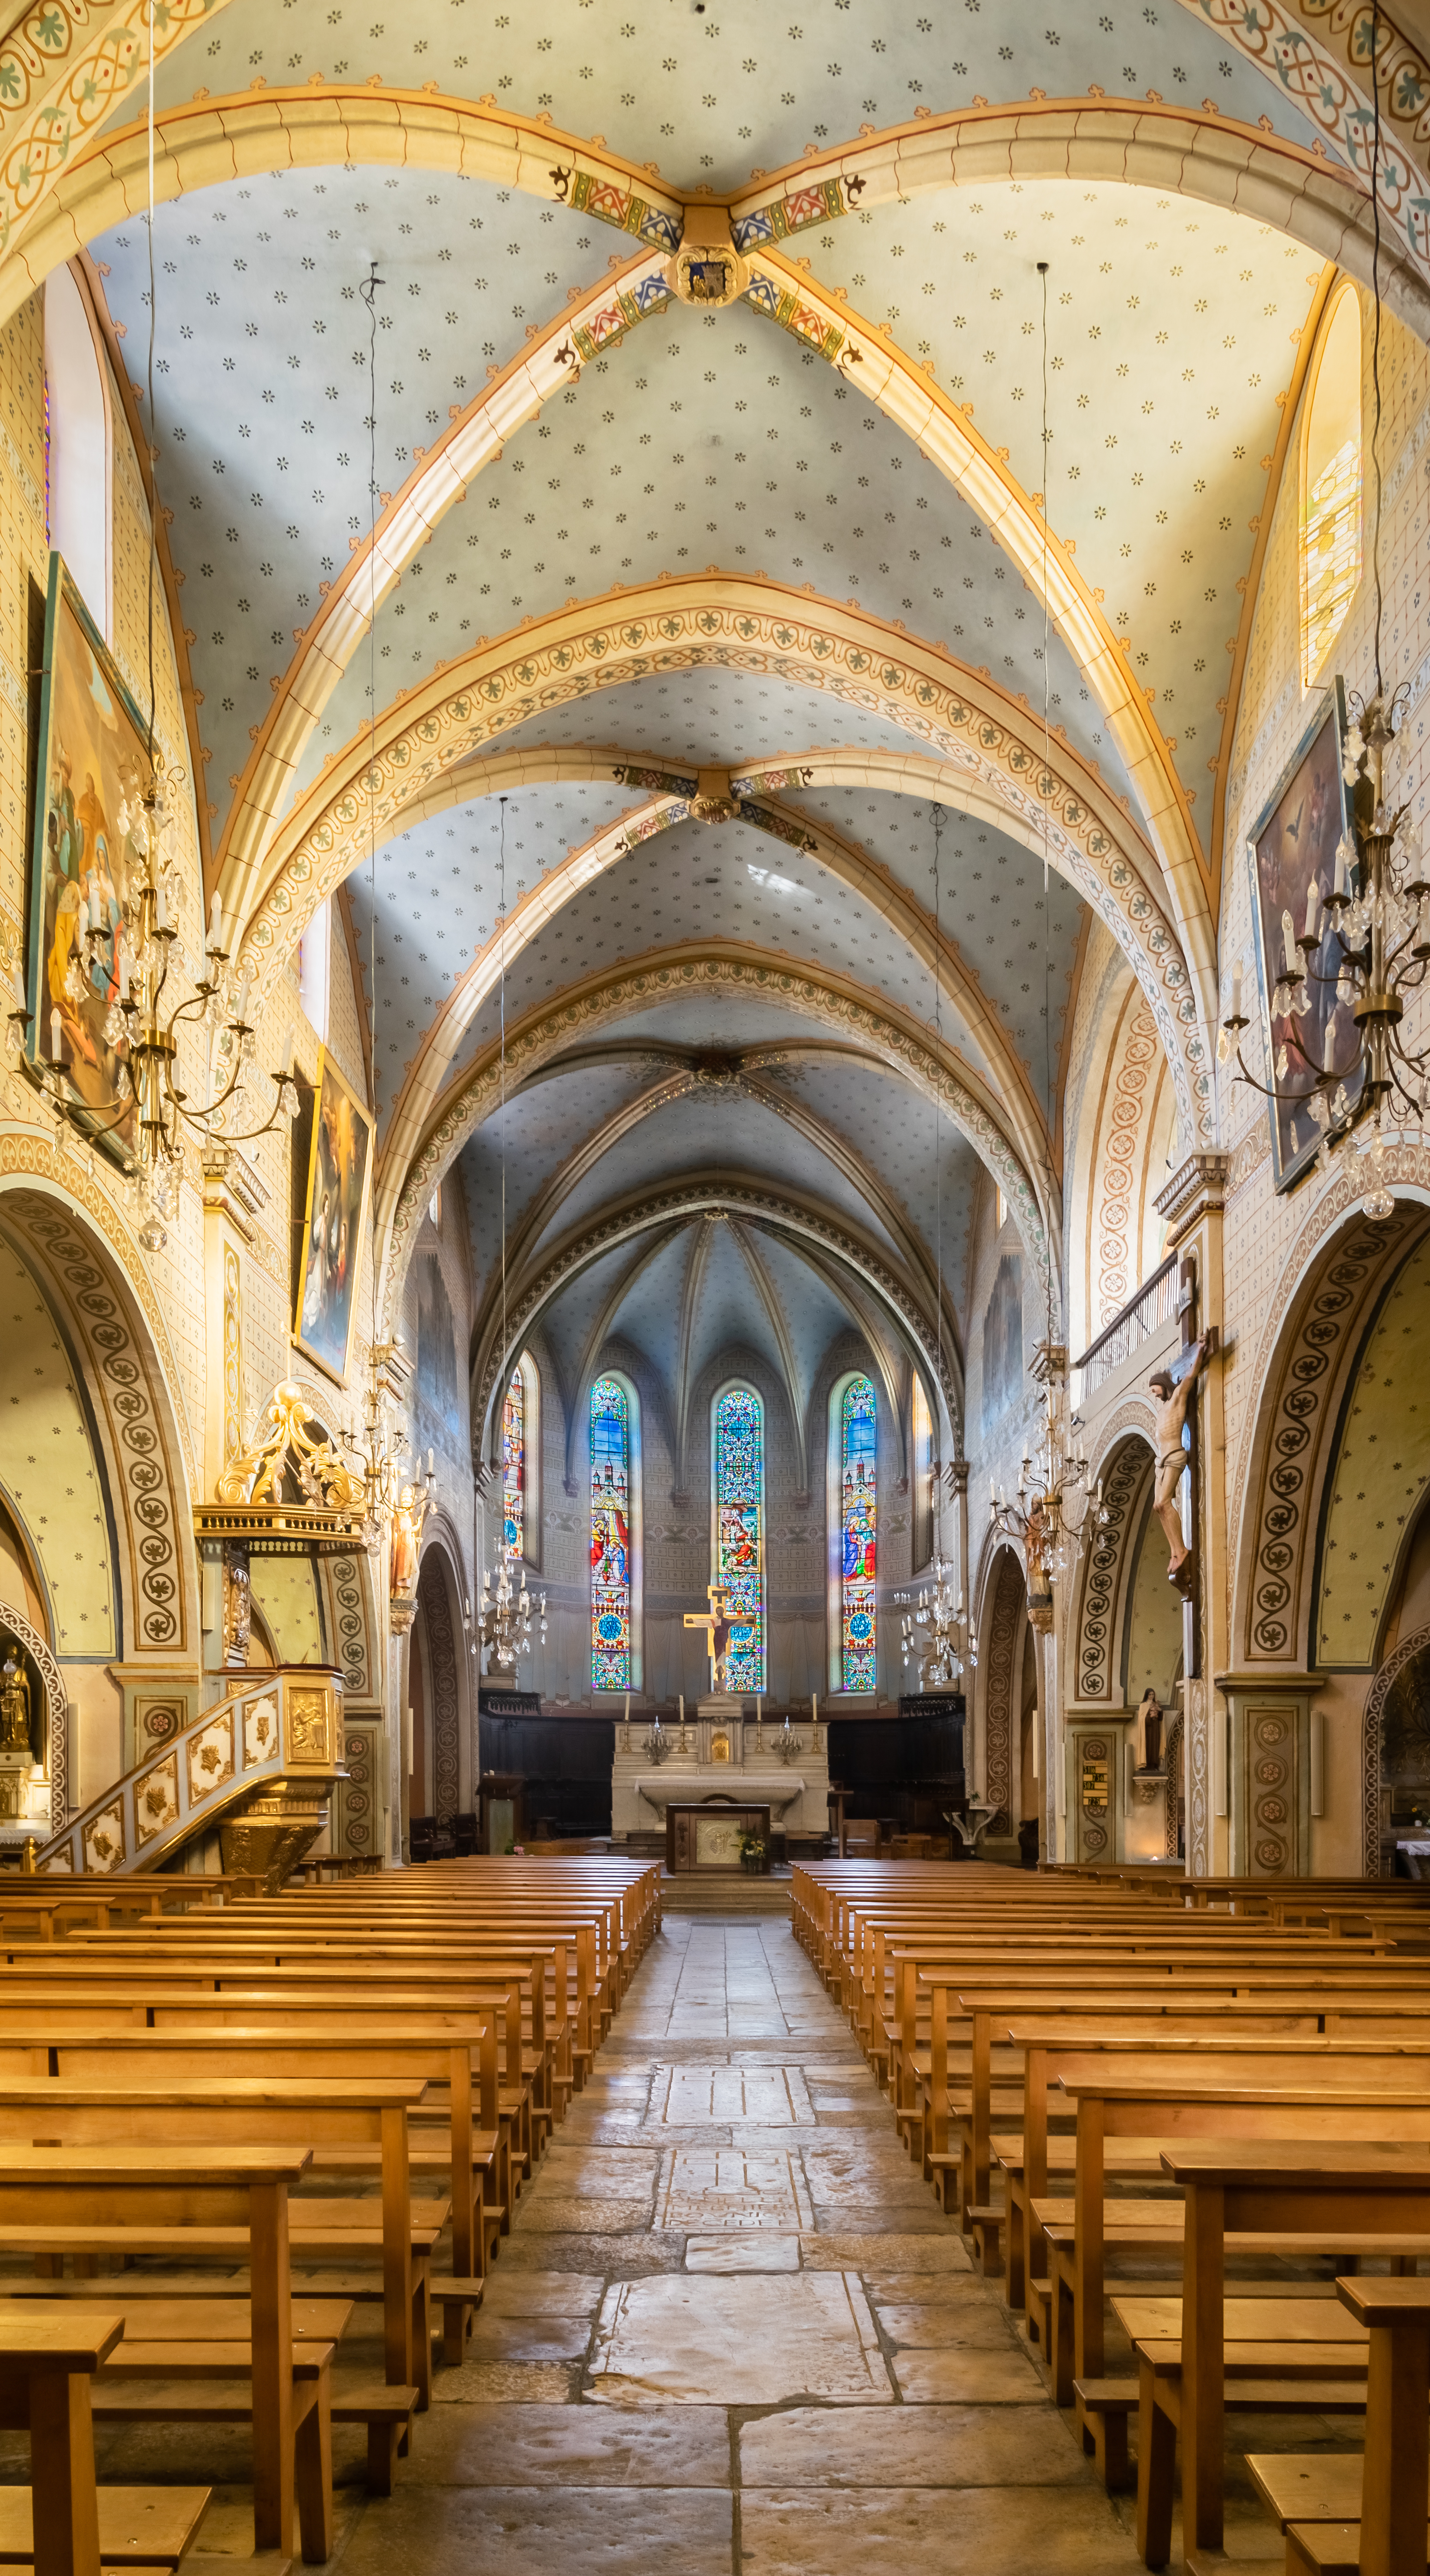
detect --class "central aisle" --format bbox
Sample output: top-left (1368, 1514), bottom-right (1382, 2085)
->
top-left (340, 1916), bottom-right (1143, 2573)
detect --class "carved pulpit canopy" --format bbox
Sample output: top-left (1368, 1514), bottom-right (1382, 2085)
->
top-left (195, 1381), bottom-right (365, 1557)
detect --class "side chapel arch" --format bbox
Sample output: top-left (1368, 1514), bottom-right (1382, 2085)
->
top-left (1230, 1172), bottom-right (1430, 1670)
top-left (0, 1168), bottom-right (201, 1676)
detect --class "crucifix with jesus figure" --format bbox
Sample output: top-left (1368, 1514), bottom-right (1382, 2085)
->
top-left (1147, 1252), bottom-right (1218, 1681)
top-left (684, 1583), bottom-right (734, 1695)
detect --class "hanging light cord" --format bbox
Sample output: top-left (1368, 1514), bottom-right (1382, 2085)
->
top-left (498, 793), bottom-right (509, 1517)
top-left (1370, 0), bottom-right (1387, 700)
top-left (360, 258), bottom-right (383, 1361)
top-left (1038, 257), bottom-right (1057, 1350)
top-left (932, 797), bottom-right (944, 1445)
top-left (143, 10), bottom-right (160, 772)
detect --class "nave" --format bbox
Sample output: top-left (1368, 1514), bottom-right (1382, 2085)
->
top-left (8, 1855), bottom-right (1430, 2576)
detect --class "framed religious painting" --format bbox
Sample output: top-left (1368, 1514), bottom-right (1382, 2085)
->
top-left (1246, 679), bottom-right (1361, 1193)
top-left (25, 552), bottom-right (150, 1164)
top-left (292, 1046), bottom-right (374, 1384)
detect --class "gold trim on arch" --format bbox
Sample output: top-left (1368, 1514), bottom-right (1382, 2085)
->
top-left (231, 577), bottom-right (1211, 1153)
top-left (375, 940), bottom-right (1051, 1340)
top-left (371, 776), bottom-right (1053, 1224)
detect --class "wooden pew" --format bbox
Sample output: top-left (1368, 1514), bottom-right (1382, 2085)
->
top-left (1137, 2140), bottom-right (1430, 2570)
top-left (0, 2079), bottom-right (431, 2402)
top-left (1045, 2074), bottom-right (1430, 2448)
top-left (1247, 2277), bottom-right (1430, 2576)
top-left (0, 2148), bottom-right (306, 2560)
top-left (0, 2311), bottom-right (208, 2576)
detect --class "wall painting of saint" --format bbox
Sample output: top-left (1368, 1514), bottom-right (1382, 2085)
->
top-left (293, 1046), bottom-right (374, 1384)
top-left (26, 553), bottom-right (154, 1164)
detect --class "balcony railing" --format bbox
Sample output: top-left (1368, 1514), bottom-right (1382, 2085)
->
top-left (1072, 1252), bottom-right (1179, 1403)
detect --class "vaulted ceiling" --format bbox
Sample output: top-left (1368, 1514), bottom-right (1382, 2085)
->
top-left (56, 0), bottom-right (1416, 1462)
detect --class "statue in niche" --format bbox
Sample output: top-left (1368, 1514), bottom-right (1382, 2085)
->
top-left (1148, 1338), bottom-right (1209, 1592)
top-left (1132, 1687), bottom-right (1163, 1775)
top-left (0, 1647), bottom-right (34, 1759)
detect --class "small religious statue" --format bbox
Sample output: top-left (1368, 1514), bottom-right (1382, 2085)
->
top-left (683, 1584), bottom-right (733, 1695)
top-left (1024, 1492), bottom-right (1054, 1589)
top-left (389, 1485), bottom-right (421, 1602)
top-left (0, 1649), bottom-right (32, 1758)
top-left (1148, 1337), bottom-right (1209, 1593)
top-left (1132, 1686), bottom-right (1163, 1775)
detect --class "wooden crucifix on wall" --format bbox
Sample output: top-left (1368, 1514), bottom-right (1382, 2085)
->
top-left (1147, 1253), bottom-right (1218, 1681)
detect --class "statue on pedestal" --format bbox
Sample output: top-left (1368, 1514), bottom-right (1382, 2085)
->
top-left (0, 1647), bottom-right (33, 1760)
top-left (1132, 1686), bottom-right (1163, 1775)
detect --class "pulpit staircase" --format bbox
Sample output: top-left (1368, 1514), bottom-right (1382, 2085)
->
top-left (30, 1668), bottom-right (347, 1887)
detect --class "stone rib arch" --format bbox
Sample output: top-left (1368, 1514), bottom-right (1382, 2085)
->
top-left (234, 581), bottom-right (1207, 1164)
top-left (1071, 1426), bottom-right (1158, 1709)
top-left (0, 1153), bottom-right (202, 1691)
top-left (1361, 1621), bottom-right (1430, 1879)
top-left (1228, 1153), bottom-right (1430, 1670)
top-left (386, 944), bottom-right (1042, 1365)
top-left (468, 1175), bottom-right (963, 1475)
top-left (10, 80), bottom-right (1423, 358)
top-left (373, 780), bottom-right (1051, 1219)
top-left (973, 1540), bottom-right (1030, 1841)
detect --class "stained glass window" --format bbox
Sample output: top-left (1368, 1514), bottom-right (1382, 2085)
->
top-left (714, 1388), bottom-right (765, 1695)
top-left (840, 1375), bottom-right (877, 1692)
top-left (501, 1366), bottom-right (524, 1561)
top-left (590, 1376), bottom-right (631, 1692)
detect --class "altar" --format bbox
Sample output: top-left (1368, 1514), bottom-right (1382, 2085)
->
top-left (665, 1802), bottom-right (771, 1873)
top-left (610, 1695), bottom-right (830, 1842)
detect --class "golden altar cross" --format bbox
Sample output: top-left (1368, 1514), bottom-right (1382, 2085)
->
top-left (683, 1583), bottom-right (732, 1694)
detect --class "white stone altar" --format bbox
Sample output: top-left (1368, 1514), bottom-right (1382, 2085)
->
top-left (611, 1695), bottom-right (830, 1840)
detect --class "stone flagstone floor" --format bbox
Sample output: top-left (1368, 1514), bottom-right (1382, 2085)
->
top-left (327, 1913), bottom-right (1148, 2575)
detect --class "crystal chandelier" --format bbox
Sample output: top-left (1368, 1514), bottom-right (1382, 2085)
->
top-left (6, 767), bottom-right (293, 1252)
top-left (477, 1547), bottom-right (546, 1673)
top-left (1218, 686), bottom-right (1430, 1221)
top-left (989, 1363), bottom-right (1106, 1612)
top-left (897, 1554), bottom-right (977, 1687)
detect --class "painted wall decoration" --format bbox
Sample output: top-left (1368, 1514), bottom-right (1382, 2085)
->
top-left (293, 1046), bottom-right (374, 1384)
top-left (1248, 687), bottom-right (1360, 1192)
top-left (416, 1254), bottom-right (463, 1437)
top-left (982, 1252), bottom-right (1024, 1439)
top-left (714, 1387), bottom-right (765, 1696)
top-left (840, 1374), bottom-right (877, 1693)
top-left (590, 1376), bottom-right (631, 1694)
top-left (502, 1367), bottom-right (524, 1561)
top-left (26, 554), bottom-right (150, 1163)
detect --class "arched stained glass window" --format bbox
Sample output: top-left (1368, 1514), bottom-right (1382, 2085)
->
top-left (590, 1376), bottom-right (631, 1692)
top-left (840, 1375), bottom-right (877, 1692)
top-left (501, 1367), bottom-right (524, 1562)
top-left (714, 1388), bottom-right (765, 1695)
top-left (1301, 287), bottom-right (1362, 689)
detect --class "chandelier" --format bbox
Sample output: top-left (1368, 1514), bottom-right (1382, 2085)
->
top-left (897, 1555), bottom-right (977, 1687)
top-left (6, 755), bottom-right (294, 1252)
top-left (989, 1357), bottom-right (1106, 1622)
top-left (1218, 686), bottom-right (1429, 1220)
top-left (477, 1547), bottom-right (546, 1673)
top-left (341, 1342), bottom-right (436, 1564)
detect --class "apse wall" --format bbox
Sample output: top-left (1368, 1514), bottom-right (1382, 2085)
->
top-left (512, 1326), bottom-right (912, 1712)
